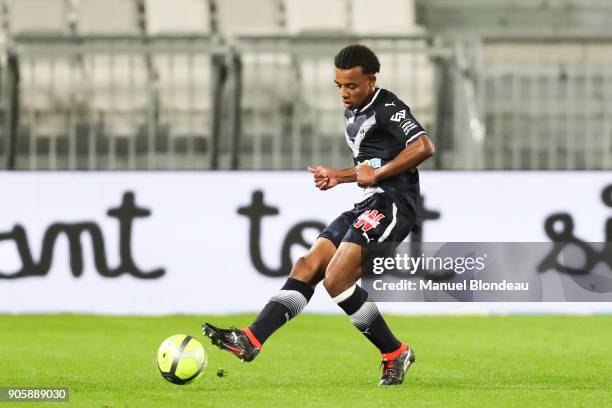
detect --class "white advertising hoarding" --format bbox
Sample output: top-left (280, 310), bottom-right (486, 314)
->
top-left (0, 172), bottom-right (611, 315)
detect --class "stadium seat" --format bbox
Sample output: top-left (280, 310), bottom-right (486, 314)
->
top-left (143, 1), bottom-right (213, 166)
top-left (77, 0), bottom-right (141, 35)
top-left (211, 0), bottom-right (288, 118)
top-left (210, 0), bottom-right (291, 168)
top-left (7, 0), bottom-right (69, 35)
top-left (145, 0), bottom-right (211, 35)
top-left (8, 0), bottom-right (76, 166)
top-left (284, 0), bottom-right (350, 34)
top-left (75, 0), bottom-right (148, 155)
top-left (213, 0), bottom-right (284, 36)
top-left (415, 0), bottom-right (612, 36)
top-left (237, 51), bottom-right (296, 169)
top-left (154, 54), bottom-right (212, 138)
top-left (82, 55), bottom-right (149, 137)
top-left (351, 0), bottom-right (417, 34)
top-left (7, 0), bottom-right (72, 135)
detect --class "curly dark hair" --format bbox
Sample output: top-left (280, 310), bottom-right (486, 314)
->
top-left (334, 44), bottom-right (380, 75)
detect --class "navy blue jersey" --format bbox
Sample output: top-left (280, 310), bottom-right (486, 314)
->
top-left (344, 88), bottom-right (427, 219)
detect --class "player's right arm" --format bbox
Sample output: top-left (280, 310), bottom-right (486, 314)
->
top-left (307, 166), bottom-right (356, 191)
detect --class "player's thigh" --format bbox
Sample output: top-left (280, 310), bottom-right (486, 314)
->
top-left (324, 194), bottom-right (417, 296)
top-left (323, 241), bottom-right (363, 297)
top-left (289, 237), bottom-right (337, 286)
top-left (317, 209), bottom-right (356, 249)
top-left (293, 208), bottom-right (356, 286)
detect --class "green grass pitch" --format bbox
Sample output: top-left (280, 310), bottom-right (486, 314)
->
top-left (1, 314), bottom-right (611, 407)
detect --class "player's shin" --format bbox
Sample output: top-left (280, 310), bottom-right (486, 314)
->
top-left (248, 278), bottom-right (314, 346)
top-left (332, 284), bottom-right (401, 353)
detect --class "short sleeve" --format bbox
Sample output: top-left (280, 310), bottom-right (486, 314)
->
top-left (383, 107), bottom-right (427, 146)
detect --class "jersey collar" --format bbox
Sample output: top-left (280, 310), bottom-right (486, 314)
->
top-left (354, 88), bottom-right (381, 114)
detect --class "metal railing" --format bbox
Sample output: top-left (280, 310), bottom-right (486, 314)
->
top-left (3, 34), bottom-right (231, 170)
top-left (480, 36), bottom-right (612, 170)
top-left (1, 33), bottom-right (454, 170)
top-left (4, 33), bottom-right (611, 171)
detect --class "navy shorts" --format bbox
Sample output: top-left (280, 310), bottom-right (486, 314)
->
top-left (318, 193), bottom-right (417, 248)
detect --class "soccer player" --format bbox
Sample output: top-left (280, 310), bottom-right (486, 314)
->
top-left (202, 44), bottom-right (435, 385)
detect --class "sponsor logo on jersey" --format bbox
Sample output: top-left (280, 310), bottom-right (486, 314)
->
top-left (390, 109), bottom-right (406, 122)
top-left (354, 210), bottom-right (385, 232)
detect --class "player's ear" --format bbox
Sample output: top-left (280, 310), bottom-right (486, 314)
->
top-left (368, 75), bottom-right (376, 89)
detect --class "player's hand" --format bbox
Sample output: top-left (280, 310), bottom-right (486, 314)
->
top-left (356, 162), bottom-right (378, 187)
top-left (307, 166), bottom-right (339, 190)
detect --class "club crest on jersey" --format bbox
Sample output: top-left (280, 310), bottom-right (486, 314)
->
top-left (357, 158), bottom-right (382, 168)
top-left (353, 210), bottom-right (385, 232)
top-left (390, 109), bottom-right (406, 122)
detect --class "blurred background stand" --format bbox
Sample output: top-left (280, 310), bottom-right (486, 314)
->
top-left (0, 0), bottom-right (611, 170)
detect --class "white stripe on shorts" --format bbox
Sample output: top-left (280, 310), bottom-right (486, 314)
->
top-left (377, 202), bottom-right (398, 242)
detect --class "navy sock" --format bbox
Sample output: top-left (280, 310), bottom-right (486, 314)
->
top-left (249, 278), bottom-right (314, 345)
top-left (333, 284), bottom-right (401, 353)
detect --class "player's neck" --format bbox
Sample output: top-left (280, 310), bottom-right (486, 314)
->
top-left (355, 87), bottom-right (379, 112)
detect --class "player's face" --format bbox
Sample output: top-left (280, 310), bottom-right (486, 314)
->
top-left (334, 67), bottom-right (376, 110)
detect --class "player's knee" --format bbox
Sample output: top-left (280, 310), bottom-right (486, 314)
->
top-left (289, 256), bottom-right (321, 285)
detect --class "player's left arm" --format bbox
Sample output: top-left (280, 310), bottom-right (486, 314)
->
top-left (356, 135), bottom-right (434, 186)
top-left (357, 105), bottom-right (435, 187)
